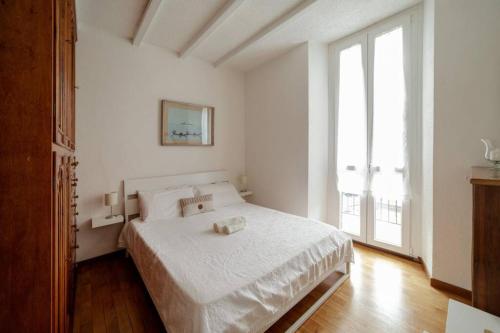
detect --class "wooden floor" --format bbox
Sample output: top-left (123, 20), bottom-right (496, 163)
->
top-left (72, 244), bottom-right (469, 333)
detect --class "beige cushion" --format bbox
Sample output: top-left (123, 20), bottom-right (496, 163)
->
top-left (179, 194), bottom-right (214, 217)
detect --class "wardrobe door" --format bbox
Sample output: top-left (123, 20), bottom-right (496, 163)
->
top-left (53, 152), bottom-right (63, 333)
top-left (54, 0), bottom-right (76, 151)
top-left (54, 0), bottom-right (66, 148)
top-left (67, 156), bottom-right (78, 321)
top-left (53, 151), bottom-right (72, 333)
top-left (64, 0), bottom-right (76, 150)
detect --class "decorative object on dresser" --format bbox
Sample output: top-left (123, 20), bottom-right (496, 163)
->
top-left (0, 1), bottom-right (78, 332)
top-left (481, 139), bottom-right (500, 169)
top-left (161, 100), bottom-right (214, 146)
top-left (470, 167), bottom-right (500, 316)
top-left (104, 192), bottom-right (118, 218)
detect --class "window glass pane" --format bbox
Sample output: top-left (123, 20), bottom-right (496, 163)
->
top-left (337, 44), bottom-right (367, 194)
top-left (371, 26), bottom-right (407, 199)
top-left (374, 197), bottom-right (402, 246)
top-left (340, 193), bottom-right (361, 236)
top-left (371, 27), bottom-right (405, 247)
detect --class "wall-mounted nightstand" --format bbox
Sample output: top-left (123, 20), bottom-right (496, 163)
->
top-left (240, 191), bottom-right (253, 198)
top-left (92, 215), bottom-right (124, 228)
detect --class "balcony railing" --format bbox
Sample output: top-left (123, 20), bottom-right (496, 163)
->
top-left (375, 198), bottom-right (402, 225)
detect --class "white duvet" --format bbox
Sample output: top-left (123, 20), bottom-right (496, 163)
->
top-left (119, 203), bottom-right (354, 333)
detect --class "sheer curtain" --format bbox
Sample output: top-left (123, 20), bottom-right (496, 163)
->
top-left (336, 27), bottom-right (410, 201)
top-left (336, 44), bottom-right (368, 195)
top-left (370, 27), bottom-right (409, 200)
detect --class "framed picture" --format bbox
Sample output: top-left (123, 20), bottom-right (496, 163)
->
top-left (161, 100), bottom-right (214, 146)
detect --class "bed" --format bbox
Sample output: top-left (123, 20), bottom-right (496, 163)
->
top-left (119, 170), bottom-right (354, 333)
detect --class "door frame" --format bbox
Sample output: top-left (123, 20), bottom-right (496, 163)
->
top-left (332, 33), bottom-right (369, 244)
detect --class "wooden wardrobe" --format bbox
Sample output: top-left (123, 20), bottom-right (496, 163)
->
top-left (0, 1), bottom-right (78, 332)
top-left (470, 167), bottom-right (500, 317)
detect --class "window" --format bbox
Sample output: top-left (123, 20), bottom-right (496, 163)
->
top-left (333, 12), bottom-right (418, 255)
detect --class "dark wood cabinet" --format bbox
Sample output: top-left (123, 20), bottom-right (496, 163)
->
top-left (470, 167), bottom-right (500, 317)
top-left (0, 1), bottom-right (77, 332)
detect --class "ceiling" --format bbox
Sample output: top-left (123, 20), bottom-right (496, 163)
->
top-left (76, 0), bottom-right (420, 72)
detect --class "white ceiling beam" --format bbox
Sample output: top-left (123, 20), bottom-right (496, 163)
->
top-left (133, 0), bottom-right (163, 46)
top-left (213, 0), bottom-right (317, 67)
top-left (179, 0), bottom-right (246, 58)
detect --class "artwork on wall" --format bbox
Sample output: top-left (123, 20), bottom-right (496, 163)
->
top-left (161, 100), bottom-right (214, 146)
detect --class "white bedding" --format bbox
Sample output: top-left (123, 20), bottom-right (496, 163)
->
top-left (119, 203), bottom-right (354, 333)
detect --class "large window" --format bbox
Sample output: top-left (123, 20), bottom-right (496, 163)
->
top-left (333, 12), bottom-right (418, 255)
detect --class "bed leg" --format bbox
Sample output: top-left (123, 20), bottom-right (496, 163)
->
top-left (283, 267), bottom-right (351, 333)
top-left (346, 262), bottom-right (351, 275)
top-left (125, 250), bottom-right (129, 258)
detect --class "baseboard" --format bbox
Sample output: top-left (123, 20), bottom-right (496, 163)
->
top-left (352, 240), bottom-right (420, 262)
top-left (418, 256), bottom-right (430, 278)
top-left (430, 278), bottom-right (472, 300)
top-left (361, 245), bottom-right (472, 300)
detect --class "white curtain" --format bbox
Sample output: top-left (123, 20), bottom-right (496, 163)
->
top-left (370, 27), bottom-right (409, 200)
top-left (336, 44), bottom-right (368, 195)
top-left (336, 27), bottom-right (410, 200)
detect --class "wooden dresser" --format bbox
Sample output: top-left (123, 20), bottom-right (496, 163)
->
top-left (0, 1), bottom-right (78, 332)
top-left (470, 167), bottom-right (500, 317)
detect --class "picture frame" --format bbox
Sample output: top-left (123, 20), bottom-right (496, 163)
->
top-left (161, 100), bottom-right (214, 146)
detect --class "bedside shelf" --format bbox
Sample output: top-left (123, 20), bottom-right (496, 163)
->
top-left (92, 215), bottom-right (124, 228)
top-left (240, 191), bottom-right (253, 198)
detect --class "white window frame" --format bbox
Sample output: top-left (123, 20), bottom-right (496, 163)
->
top-left (329, 6), bottom-right (422, 257)
top-left (332, 33), bottom-right (368, 244)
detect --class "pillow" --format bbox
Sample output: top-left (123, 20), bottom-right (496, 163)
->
top-left (194, 182), bottom-right (244, 208)
top-left (179, 194), bottom-right (214, 217)
top-left (138, 187), bottom-right (194, 222)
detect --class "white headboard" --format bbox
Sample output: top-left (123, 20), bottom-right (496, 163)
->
top-left (123, 170), bottom-right (229, 222)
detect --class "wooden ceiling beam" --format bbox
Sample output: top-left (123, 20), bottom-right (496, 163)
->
top-left (133, 0), bottom-right (163, 46)
top-left (179, 0), bottom-right (245, 58)
top-left (213, 0), bottom-right (317, 67)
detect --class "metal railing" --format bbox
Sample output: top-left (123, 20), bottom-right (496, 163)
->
top-left (341, 193), bottom-right (361, 216)
top-left (375, 198), bottom-right (402, 225)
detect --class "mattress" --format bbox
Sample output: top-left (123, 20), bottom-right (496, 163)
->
top-left (119, 203), bottom-right (354, 333)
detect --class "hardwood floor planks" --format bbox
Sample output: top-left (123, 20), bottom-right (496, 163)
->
top-left (72, 245), bottom-right (469, 333)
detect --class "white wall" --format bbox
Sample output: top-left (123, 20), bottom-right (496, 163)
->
top-left (432, 0), bottom-right (500, 289)
top-left (245, 44), bottom-right (309, 217)
top-left (75, 24), bottom-right (245, 261)
top-left (421, 0), bottom-right (434, 275)
top-left (308, 42), bottom-right (330, 221)
top-left (245, 43), bottom-right (330, 219)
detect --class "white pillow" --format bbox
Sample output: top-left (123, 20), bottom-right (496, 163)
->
top-left (194, 182), bottom-right (244, 208)
top-left (138, 187), bottom-right (194, 222)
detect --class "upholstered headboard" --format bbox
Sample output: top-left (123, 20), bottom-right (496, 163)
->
top-left (123, 170), bottom-right (228, 222)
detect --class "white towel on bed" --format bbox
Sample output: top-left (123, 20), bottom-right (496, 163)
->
top-left (213, 216), bottom-right (246, 234)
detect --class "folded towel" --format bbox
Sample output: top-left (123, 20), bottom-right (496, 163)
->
top-left (222, 220), bottom-right (246, 234)
top-left (213, 216), bottom-right (246, 234)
